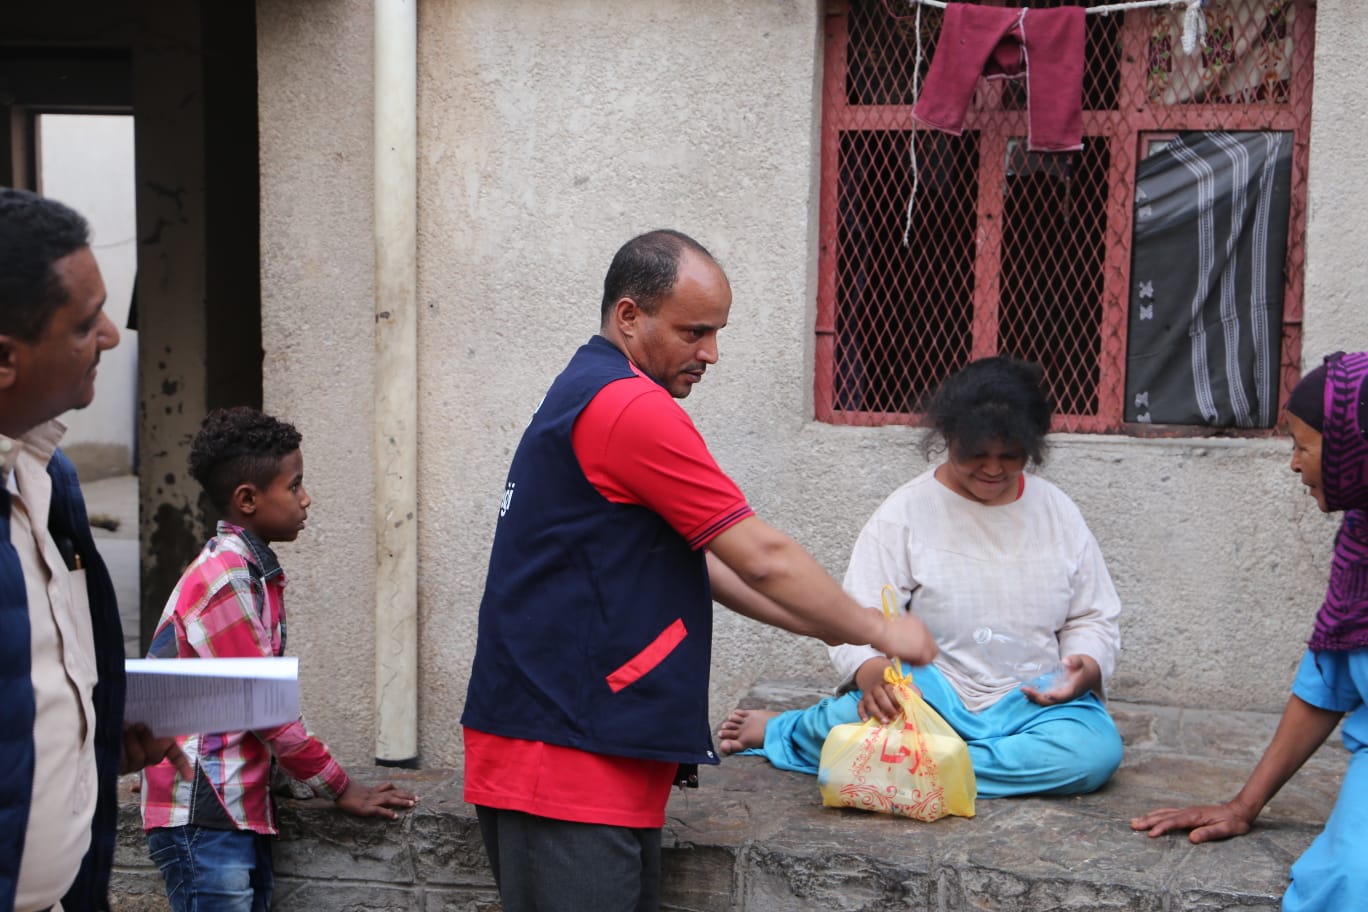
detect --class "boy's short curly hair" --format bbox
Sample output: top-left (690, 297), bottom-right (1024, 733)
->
top-left (189, 407), bottom-right (303, 512)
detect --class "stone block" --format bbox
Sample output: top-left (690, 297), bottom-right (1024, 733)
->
top-left (661, 843), bottom-right (741, 912)
top-left (1166, 823), bottom-right (1315, 911)
top-left (273, 880), bottom-right (417, 911)
top-left (741, 844), bottom-right (935, 911)
top-left (273, 803), bottom-right (417, 883)
top-left (409, 807), bottom-right (494, 886)
top-left (420, 887), bottom-right (505, 911)
top-left (935, 802), bottom-right (1171, 910)
top-left (940, 864), bottom-right (1166, 911)
top-left (108, 870), bottom-right (171, 912)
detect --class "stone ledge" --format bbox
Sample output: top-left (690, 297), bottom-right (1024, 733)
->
top-left (113, 683), bottom-right (1348, 911)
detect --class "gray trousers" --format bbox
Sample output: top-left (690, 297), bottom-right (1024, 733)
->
top-left (475, 806), bottom-right (662, 912)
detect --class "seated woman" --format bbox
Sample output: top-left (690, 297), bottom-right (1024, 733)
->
top-left (719, 356), bottom-right (1124, 798)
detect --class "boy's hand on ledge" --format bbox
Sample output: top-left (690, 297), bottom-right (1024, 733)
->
top-left (120, 722), bottom-right (193, 779)
top-left (337, 780), bottom-right (419, 819)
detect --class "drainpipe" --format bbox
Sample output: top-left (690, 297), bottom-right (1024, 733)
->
top-left (373, 0), bottom-right (419, 768)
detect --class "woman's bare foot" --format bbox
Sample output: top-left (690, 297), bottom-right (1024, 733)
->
top-left (717, 709), bottom-right (777, 755)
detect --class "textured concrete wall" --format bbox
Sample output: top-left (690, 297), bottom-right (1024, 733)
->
top-left (1302, 0), bottom-right (1368, 361)
top-left (256, 0), bottom-right (1365, 770)
top-left (256, 0), bottom-right (380, 765)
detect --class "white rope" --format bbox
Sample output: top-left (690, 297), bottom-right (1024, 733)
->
top-left (903, 0), bottom-right (925, 246)
top-left (905, 0), bottom-right (1209, 50)
top-left (898, 0), bottom-right (1207, 243)
top-left (907, 0), bottom-right (1202, 13)
top-left (1181, 0), bottom-right (1208, 54)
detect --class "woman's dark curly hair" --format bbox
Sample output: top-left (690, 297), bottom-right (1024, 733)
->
top-left (920, 356), bottom-right (1053, 465)
top-left (188, 407), bottom-right (303, 512)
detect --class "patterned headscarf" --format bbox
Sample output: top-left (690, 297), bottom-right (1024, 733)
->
top-left (1304, 351), bottom-right (1368, 650)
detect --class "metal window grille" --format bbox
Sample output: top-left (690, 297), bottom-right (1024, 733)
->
top-left (815, 0), bottom-right (1314, 432)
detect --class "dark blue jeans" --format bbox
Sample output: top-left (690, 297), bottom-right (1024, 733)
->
top-left (476, 806), bottom-right (662, 912)
top-left (146, 826), bottom-right (274, 912)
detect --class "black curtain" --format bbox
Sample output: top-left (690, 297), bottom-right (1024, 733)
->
top-left (1125, 131), bottom-right (1293, 427)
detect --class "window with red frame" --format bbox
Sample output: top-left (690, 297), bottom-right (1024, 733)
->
top-left (815, 0), bottom-right (1314, 432)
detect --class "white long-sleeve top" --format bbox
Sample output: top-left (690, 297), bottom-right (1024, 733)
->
top-left (829, 469), bottom-right (1122, 712)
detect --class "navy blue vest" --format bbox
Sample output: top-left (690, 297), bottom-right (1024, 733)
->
top-left (0, 448), bottom-right (123, 912)
top-left (462, 336), bottom-right (718, 765)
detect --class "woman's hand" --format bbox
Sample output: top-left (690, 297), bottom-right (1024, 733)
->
top-left (1130, 798), bottom-right (1259, 843)
top-left (853, 657), bottom-right (921, 724)
top-left (1131, 695), bottom-right (1341, 844)
top-left (1021, 653), bottom-right (1100, 705)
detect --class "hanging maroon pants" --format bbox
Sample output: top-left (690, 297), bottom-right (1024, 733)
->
top-left (912, 4), bottom-right (1086, 152)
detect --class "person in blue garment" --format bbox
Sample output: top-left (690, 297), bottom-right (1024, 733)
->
top-left (1133, 350), bottom-right (1368, 912)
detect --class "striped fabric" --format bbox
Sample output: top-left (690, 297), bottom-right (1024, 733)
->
top-left (1311, 352), bottom-right (1368, 651)
top-left (1126, 131), bottom-right (1292, 427)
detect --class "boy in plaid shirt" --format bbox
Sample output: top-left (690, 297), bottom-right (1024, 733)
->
top-left (140, 407), bottom-right (416, 912)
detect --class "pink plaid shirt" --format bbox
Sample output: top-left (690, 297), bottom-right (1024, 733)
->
top-left (140, 522), bottom-right (349, 834)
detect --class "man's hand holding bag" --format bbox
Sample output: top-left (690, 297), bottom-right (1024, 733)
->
top-left (816, 587), bottom-right (976, 822)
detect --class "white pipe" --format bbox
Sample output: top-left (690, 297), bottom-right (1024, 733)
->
top-left (373, 0), bottom-right (418, 766)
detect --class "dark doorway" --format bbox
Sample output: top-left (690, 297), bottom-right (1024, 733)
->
top-left (1, 1), bottom-right (262, 653)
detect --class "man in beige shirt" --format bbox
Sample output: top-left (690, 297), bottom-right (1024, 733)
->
top-left (0, 188), bottom-right (189, 912)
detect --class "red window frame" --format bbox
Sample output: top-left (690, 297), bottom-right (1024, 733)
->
top-left (814, 0), bottom-right (1315, 433)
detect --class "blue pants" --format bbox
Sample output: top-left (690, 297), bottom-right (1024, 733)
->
top-left (476, 805), bottom-right (662, 912)
top-left (146, 826), bottom-right (273, 912)
top-left (1284, 748), bottom-right (1368, 911)
top-left (1283, 649), bottom-right (1368, 911)
top-left (749, 663), bottom-right (1122, 798)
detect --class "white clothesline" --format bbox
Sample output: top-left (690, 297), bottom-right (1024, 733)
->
top-left (905, 0), bottom-right (1201, 13)
top-left (898, 1), bottom-right (1209, 57)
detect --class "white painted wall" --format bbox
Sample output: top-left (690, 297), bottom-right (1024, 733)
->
top-left (257, 0), bottom-right (1365, 768)
top-left (38, 114), bottom-right (139, 474)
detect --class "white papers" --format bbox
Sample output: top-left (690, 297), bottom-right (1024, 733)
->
top-left (125, 657), bottom-right (301, 738)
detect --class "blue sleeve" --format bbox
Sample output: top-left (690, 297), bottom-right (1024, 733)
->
top-left (1291, 649), bottom-right (1363, 714)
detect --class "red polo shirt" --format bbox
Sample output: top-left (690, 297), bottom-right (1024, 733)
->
top-left (464, 366), bottom-right (752, 827)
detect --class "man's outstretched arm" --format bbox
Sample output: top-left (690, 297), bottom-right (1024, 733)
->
top-left (706, 516), bottom-right (936, 665)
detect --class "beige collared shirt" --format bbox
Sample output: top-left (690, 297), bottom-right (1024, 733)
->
top-left (7, 421), bottom-right (99, 912)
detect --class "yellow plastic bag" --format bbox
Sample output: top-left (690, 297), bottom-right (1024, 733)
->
top-left (817, 587), bottom-right (976, 821)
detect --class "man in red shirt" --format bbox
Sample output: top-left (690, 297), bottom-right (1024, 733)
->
top-left (462, 229), bottom-right (936, 912)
